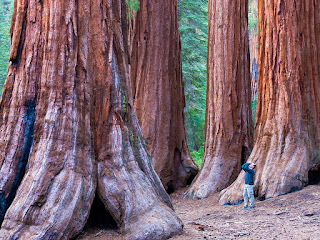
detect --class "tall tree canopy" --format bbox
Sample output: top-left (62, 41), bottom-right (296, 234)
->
top-left (220, 0), bottom-right (320, 204)
top-left (129, 0), bottom-right (198, 192)
top-left (0, 0), bottom-right (182, 239)
top-left (185, 0), bottom-right (254, 200)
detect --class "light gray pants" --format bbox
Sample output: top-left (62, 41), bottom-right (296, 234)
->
top-left (243, 184), bottom-right (254, 207)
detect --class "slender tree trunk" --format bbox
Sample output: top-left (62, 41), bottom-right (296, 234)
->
top-left (250, 0), bottom-right (258, 100)
top-left (129, 0), bottom-right (198, 192)
top-left (220, 0), bottom-right (320, 204)
top-left (0, 0), bottom-right (183, 239)
top-left (185, 0), bottom-right (253, 200)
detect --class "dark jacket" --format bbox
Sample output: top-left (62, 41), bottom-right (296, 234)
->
top-left (242, 163), bottom-right (254, 185)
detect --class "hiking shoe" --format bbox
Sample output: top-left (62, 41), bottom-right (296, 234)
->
top-left (242, 206), bottom-right (248, 210)
top-left (247, 206), bottom-right (253, 210)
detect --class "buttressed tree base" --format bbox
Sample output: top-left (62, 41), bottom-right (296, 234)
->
top-left (220, 0), bottom-right (320, 205)
top-left (130, 0), bottom-right (198, 192)
top-left (185, 0), bottom-right (253, 200)
top-left (0, 0), bottom-right (183, 239)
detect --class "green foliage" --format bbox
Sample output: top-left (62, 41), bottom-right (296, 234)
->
top-left (248, 0), bottom-right (258, 34)
top-left (122, 95), bottom-right (127, 112)
top-left (179, 0), bottom-right (208, 162)
top-left (126, 0), bottom-right (140, 19)
top-left (126, 0), bottom-right (140, 12)
top-left (190, 146), bottom-right (204, 169)
top-left (252, 96), bottom-right (257, 124)
top-left (0, 0), bottom-right (13, 95)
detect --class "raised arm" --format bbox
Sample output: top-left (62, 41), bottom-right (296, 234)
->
top-left (241, 163), bottom-right (254, 173)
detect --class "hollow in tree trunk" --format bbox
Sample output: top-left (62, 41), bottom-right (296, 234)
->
top-left (129, 0), bottom-right (198, 192)
top-left (0, 0), bottom-right (183, 239)
top-left (220, 0), bottom-right (320, 204)
top-left (184, 0), bottom-right (254, 200)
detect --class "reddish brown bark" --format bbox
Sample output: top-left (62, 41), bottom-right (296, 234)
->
top-left (184, 0), bottom-right (254, 200)
top-left (250, 0), bottom-right (258, 100)
top-left (129, 0), bottom-right (198, 192)
top-left (0, 0), bottom-right (183, 239)
top-left (220, 0), bottom-right (320, 204)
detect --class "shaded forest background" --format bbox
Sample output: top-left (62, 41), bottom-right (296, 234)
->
top-left (0, 0), bottom-right (13, 93)
top-left (0, 0), bottom-right (258, 168)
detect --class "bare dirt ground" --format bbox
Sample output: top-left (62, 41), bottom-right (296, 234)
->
top-left (76, 184), bottom-right (320, 240)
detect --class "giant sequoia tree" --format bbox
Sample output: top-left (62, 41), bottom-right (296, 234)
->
top-left (129, 0), bottom-right (198, 192)
top-left (0, 0), bottom-right (183, 239)
top-left (184, 0), bottom-right (254, 199)
top-left (220, 0), bottom-right (320, 204)
top-left (249, 0), bottom-right (258, 101)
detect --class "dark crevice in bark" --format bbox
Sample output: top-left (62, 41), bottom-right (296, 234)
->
top-left (308, 166), bottom-right (320, 185)
top-left (13, 19), bottom-right (26, 64)
top-left (0, 99), bottom-right (36, 224)
top-left (170, 148), bottom-right (182, 192)
top-left (84, 194), bottom-right (118, 230)
top-left (166, 149), bottom-right (197, 196)
top-left (185, 174), bottom-right (195, 186)
top-left (241, 146), bottom-right (250, 166)
top-left (167, 148), bottom-right (196, 194)
top-left (10, 3), bottom-right (27, 64)
top-left (167, 181), bottom-right (175, 195)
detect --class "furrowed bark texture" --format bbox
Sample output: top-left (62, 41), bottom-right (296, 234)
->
top-left (185, 0), bottom-right (253, 200)
top-left (0, 0), bottom-right (42, 225)
top-left (129, 0), bottom-right (198, 192)
top-left (220, 0), bottom-right (320, 205)
top-left (0, 1), bottom-right (96, 238)
top-left (0, 0), bottom-right (183, 239)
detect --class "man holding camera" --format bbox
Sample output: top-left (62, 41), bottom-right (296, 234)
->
top-left (241, 162), bottom-right (256, 210)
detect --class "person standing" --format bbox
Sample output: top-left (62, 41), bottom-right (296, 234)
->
top-left (242, 162), bottom-right (256, 209)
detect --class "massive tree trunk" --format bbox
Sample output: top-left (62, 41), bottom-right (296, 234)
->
top-left (220, 0), bottom-right (320, 204)
top-left (0, 0), bottom-right (183, 239)
top-left (129, 0), bottom-right (198, 192)
top-left (184, 0), bottom-right (254, 200)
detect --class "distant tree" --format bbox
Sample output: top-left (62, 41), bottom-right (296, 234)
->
top-left (220, 0), bottom-right (320, 204)
top-left (179, 0), bottom-right (208, 166)
top-left (130, 0), bottom-right (198, 192)
top-left (185, 0), bottom-right (253, 199)
top-left (249, 0), bottom-right (258, 120)
top-left (0, 0), bottom-right (182, 239)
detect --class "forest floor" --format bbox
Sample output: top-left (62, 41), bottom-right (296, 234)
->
top-left (76, 184), bottom-right (320, 240)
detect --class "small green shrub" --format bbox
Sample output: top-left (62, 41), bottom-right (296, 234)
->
top-left (190, 146), bottom-right (204, 169)
top-left (252, 97), bottom-right (257, 124)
